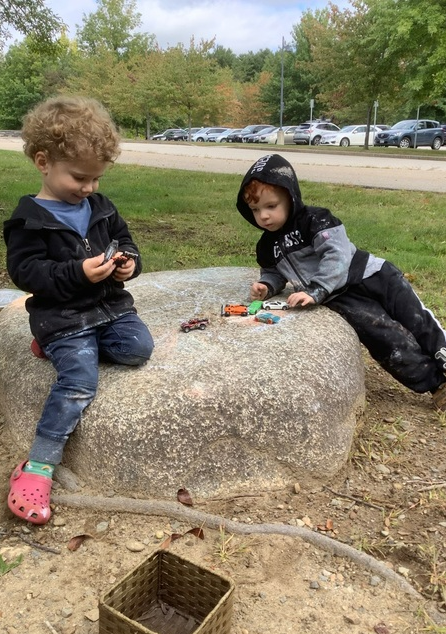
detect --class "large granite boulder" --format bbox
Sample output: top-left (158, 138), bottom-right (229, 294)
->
top-left (0, 267), bottom-right (365, 497)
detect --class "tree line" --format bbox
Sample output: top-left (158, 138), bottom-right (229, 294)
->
top-left (0, 0), bottom-right (445, 138)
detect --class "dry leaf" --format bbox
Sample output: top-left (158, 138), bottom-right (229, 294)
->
top-left (67, 533), bottom-right (94, 551)
top-left (186, 527), bottom-right (205, 540)
top-left (177, 487), bottom-right (193, 506)
top-left (326, 519), bottom-right (334, 530)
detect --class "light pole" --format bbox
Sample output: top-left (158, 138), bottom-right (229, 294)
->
top-left (277, 37), bottom-right (285, 145)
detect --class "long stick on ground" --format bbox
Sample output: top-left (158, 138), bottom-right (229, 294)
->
top-left (53, 491), bottom-right (437, 610)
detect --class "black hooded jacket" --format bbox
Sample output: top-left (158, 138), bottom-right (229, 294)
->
top-left (3, 192), bottom-right (141, 345)
top-left (236, 154), bottom-right (378, 303)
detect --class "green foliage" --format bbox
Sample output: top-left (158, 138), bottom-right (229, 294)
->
top-left (0, 0), bottom-right (64, 53)
top-left (0, 553), bottom-right (23, 576)
top-left (75, 0), bottom-right (155, 58)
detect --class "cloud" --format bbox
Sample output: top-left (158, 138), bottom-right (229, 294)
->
top-left (44, 0), bottom-right (350, 54)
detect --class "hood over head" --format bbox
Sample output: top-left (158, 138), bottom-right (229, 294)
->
top-left (236, 154), bottom-right (304, 230)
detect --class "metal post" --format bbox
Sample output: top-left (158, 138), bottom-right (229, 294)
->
top-left (414, 104), bottom-right (420, 149)
top-left (277, 37), bottom-right (285, 146)
top-left (372, 100), bottom-right (378, 144)
top-left (310, 99), bottom-right (314, 123)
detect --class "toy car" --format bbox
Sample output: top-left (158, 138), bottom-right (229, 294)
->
top-left (262, 300), bottom-right (289, 310)
top-left (248, 300), bottom-right (263, 315)
top-left (254, 312), bottom-right (280, 324)
top-left (180, 317), bottom-right (210, 333)
top-left (221, 304), bottom-right (248, 317)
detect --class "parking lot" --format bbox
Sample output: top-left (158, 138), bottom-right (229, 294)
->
top-left (1, 135), bottom-right (446, 192)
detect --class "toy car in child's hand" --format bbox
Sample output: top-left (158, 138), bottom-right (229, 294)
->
top-left (112, 251), bottom-right (138, 267)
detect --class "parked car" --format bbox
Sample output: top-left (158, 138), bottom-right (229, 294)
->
top-left (243, 125), bottom-right (276, 143)
top-left (441, 124), bottom-right (446, 145)
top-left (373, 119), bottom-right (444, 149)
top-left (320, 124), bottom-right (381, 147)
top-left (151, 128), bottom-right (188, 141)
top-left (214, 128), bottom-right (242, 143)
top-left (254, 312), bottom-right (280, 324)
top-left (192, 127), bottom-right (231, 142)
top-left (262, 300), bottom-right (289, 310)
top-left (227, 125), bottom-right (270, 143)
top-left (206, 128), bottom-right (235, 142)
top-left (293, 121), bottom-right (340, 145)
top-left (259, 125), bottom-right (300, 144)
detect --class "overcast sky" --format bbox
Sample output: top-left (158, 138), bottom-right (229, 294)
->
top-left (38, 0), bottom-right (350, 55)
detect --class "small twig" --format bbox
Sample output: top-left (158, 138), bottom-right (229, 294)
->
top-left (18, 534), bottom-right (61, 554)
top-left (322, 486), bottom-right (384, 511)
top-left (417, 482), bottom-right (446, 492)
top-left (198, 493), bottom-right (265, 503)
top-left (44, 621), bottom-right (60, 634)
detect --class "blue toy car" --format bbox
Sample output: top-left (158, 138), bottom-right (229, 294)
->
top-left (254, 312), bottom-right (280, 324)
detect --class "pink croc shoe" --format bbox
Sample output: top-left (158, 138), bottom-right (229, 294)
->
top-left (8, 461), bottom-right (52, 525)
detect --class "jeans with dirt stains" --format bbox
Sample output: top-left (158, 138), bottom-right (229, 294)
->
top-left (28, 313), bottom-right (154, 464)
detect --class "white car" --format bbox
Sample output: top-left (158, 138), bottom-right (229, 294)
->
top-left (262, 300), bottom-right (289, 310)
top-left (320, 124), bottom-right (380, 147)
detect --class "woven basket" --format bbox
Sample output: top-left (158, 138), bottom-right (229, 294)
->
top-left (99, 549), bottom-right (235, 634)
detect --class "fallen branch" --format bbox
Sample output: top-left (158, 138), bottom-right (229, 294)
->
top-left (52, 490), bottom-right (441, 620)
top-left (322, 485), bottom-right (384, 511)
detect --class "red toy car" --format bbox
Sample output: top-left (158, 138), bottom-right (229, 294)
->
top-left (180, 318), bottom-right (210, 333)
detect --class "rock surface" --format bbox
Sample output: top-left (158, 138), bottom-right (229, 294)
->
top-left (0, 267), bottom-right (365, 497)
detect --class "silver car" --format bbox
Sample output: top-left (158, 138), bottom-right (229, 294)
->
top-left (259, 126), bottom-right (300, 144)
top-left (293, 121), bottom-right (340, 145)
top-left (262, 300), bottom-right (289, 310)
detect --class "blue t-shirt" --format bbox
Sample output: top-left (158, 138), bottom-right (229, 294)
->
top-left (33, 197), bottom-right (92, 238)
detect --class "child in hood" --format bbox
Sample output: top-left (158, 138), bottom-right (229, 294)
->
top-left (236, 153), bottom-right (446, 410)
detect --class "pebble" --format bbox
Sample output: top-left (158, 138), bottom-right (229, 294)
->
top-left (155, 530), bottom-right (164, 539)
top-left (125, 540), bottom-right (145, 552)
top-left (369, 575), bottom-right (381, 586)
top-left (61, 606), bottom-right (73, 618)
top-left (375, 464), bottom-right (391, 475)
top-left (293, 483), bottom-right (301, 494)
top-left (96, 521), bottom-right (109, 533)
top-left (53, 517), bottom-right (66, 527)
top-left (84, 607), bottom-right (100, 622)
top-left (309, 581), bottom-right (319, 590)
top-left (398, 566), bottom-right (410, 577)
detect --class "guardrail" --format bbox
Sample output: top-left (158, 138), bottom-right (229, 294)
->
top-left (0, 130), bottom-right (21, 137)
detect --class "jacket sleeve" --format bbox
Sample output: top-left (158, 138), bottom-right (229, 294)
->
top-left (258, 266), bottom-right (287, 298)
top-left (308, 224), bottom-right (353, 298)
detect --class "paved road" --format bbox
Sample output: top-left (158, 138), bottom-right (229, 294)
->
top-left (2, 136), bottom-right (446, 192)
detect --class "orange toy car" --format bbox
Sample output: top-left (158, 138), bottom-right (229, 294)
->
top-left (221, 304), bottom-right (248, 317)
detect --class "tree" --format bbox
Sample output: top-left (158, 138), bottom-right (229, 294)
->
top-left (0, 0), bottom-right (63, 52)
top-left (161, 38), bottom-right (233, 130)
top-left (0, 36), bottom-right (73, 128)
top-left (75, 0), bottom-right (155, 59)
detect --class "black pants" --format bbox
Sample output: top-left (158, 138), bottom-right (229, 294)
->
top-left (326, 262), bottom-right (446, 393)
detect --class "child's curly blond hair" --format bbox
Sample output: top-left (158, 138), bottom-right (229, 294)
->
top-left (22, 95), bottom-right (121, 164)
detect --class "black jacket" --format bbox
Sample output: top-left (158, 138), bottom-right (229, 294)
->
top-left (4, 193), bottom-right (141, 345)
top-left (236, 153), bottom-right (374, 303)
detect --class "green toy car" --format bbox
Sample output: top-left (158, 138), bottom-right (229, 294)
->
top-left (248, 300), bottom-right (263, 315)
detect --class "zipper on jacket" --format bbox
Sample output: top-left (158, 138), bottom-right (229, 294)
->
top-left (83, 238), bottom-right (92, 253)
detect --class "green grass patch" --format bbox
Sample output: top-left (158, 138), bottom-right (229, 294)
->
top-left (1, 149), bottom-right (446, 320)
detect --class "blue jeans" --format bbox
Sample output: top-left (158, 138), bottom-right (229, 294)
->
top-left (29, 313), bottom-right (154, 464)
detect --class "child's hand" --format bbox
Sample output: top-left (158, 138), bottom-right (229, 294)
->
top-left (83, 254), bottom-right (116, 283)
top-left (250, 282), bottom-right (269, 301)
top-left (112, 256), bottom-right (136, 282)
top-left (287, 291), bottom-right (316, 308)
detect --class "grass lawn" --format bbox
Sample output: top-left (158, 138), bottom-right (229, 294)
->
top-left (1, 149), bottom-right (446, 320)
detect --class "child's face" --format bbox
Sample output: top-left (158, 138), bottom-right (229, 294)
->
top-left (248, 184), bottom-right (290, 232)
top-left (34, 152), bottom-right (107, 204)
